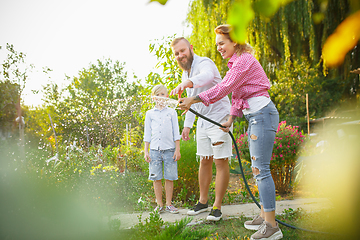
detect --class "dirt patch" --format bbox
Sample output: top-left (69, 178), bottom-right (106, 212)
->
top-left (227, 173), bottom-right (255, 192)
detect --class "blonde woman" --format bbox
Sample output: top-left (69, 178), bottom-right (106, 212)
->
top-left (176, 25), bottom-right (282, 240)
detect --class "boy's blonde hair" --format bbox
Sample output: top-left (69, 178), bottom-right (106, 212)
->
top-left (151, 84), bottom-right (168, 96)
top-left (215, 24), bottom-right (255, 56)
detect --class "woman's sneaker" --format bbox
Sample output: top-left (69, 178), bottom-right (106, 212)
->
top-left (187, 201), bottom-right (209, 215)
top-left (250, 221), bottom-right (283, 240)
top-left (165, 205), bottom-right (179, 214)
top-left (206, 207), bottom-right (222, 221)
top-left (244, 215), bottom-right (265, 230)
top-left (154, 206), bottom-right (164, 213)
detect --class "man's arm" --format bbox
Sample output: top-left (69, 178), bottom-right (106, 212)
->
top-left (188, 59), bottom-right (216, 88)
top-left (170, 59), bottom-right (216, 97)
top-left (170, 79), bottom-right (193, 97)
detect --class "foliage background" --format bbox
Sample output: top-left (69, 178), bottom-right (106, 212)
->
top-left (0, 1), bottom-right (359, 229)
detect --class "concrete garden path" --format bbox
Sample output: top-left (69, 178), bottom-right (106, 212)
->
top-left (111, 198), bottom-right (333, 230)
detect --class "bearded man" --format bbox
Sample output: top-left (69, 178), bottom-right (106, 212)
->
top-left (170, 37), bottom-right (232, 221)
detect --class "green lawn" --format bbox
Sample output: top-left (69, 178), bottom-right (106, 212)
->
top-left (116, 208), bottom-right (343, 240)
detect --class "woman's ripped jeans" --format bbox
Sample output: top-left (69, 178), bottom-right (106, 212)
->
top-left (244, 101), bottom-right (279, 212)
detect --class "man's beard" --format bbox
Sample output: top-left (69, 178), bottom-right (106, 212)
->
top-left (177, 51), bottom-right (194, 71)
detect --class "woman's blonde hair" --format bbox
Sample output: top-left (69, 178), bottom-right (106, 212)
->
top-left (151, 84), bottom-right (168, 96)
top-left (214, 24), bottom-right (255, 56)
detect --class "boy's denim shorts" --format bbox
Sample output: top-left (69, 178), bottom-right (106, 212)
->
top-left (148, 148), bottom-right (178, 181)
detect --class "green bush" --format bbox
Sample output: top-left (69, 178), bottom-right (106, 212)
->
top-left (173, 134), bottom-right (199, 206)
top-left (236, 121), bottom-right (305, 194)
top-left (119, 145), bottom-right (148, 172)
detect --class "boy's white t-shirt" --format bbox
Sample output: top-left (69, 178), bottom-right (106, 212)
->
top-left (143, 106), bottom-right (181, 150)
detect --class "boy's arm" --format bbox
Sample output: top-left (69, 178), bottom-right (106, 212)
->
top-left (144, 141), bottom-right (151, 163)
top-left (173, 140), bottom-right (181, 161)
top-left (170, 109), bottom-right (181, 161)
top-left (144, 111), bottom-right (151, 163)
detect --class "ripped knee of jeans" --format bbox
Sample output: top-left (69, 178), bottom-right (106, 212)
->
top-left (250, 134), bottom-right (258, 140)
top-left (252, 166), bottom-right (260, 176)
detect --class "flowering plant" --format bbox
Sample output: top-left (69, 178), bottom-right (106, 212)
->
top-left (235, 132), bottom-right (250, 162)
top-left (235, 121), bottom-right (305, 194)
top-left (271, 121), bottom-right (305, 193)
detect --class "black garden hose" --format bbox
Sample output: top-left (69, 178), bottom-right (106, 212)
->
top-left (188, 108), bottom-right (333, 234)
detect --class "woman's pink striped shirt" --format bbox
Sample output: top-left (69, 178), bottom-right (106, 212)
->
top-left (198, 52), bottom-right (270, 118)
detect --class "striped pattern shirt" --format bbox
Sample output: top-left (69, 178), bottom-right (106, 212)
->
top-left (198, 53), bottom-right (270, 118)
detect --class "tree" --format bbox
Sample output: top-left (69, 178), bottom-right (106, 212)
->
top-left (185, 0), bottom-right (359, 127)
top-left (1, 44), bottom-right (34, 146)
top-left (0, 79), bottom-right (18, 138)
top-left (26, 58), bottom-right (142, 151)
top-left (137, 36), bottom-right (185, 129)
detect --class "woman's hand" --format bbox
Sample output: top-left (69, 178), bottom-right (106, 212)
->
top-left (220, 120), bottom-right (232, 132)
top-left (178, 97), bottom-right (192, 115)
top-left (178, 95), bottom-right (202, 115)
top-left (178, 97), bottom-right (193, 110)
top-left (220, 115), bottom-right (236, 132)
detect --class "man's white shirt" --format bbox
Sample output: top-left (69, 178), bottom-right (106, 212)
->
top-left (183, 54), bottom-right (231, 129)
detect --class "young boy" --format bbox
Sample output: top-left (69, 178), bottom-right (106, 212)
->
top-left (144, 85), bottom-right (181, 214)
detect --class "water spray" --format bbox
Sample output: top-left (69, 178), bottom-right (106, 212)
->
top-left (152, 96), bottom-right (179, 109)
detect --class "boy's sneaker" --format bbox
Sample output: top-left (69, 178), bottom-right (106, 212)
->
top-left (165, 205), bottom-right (179, 214)
top-left (154, 206), bottom-right (164, 213)
top-left (250, 221), bottom-right (283, 240)
top-left (244, 215), bottom-right (265, 230)
top-left (206, 207), bottom-right (222, 221)
top-left (187, 201), bottom-right (208, 215)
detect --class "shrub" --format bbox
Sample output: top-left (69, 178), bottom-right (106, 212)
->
top-left (119, 145), bottom-right (148, 172)
top-left (271, 121), bottom-right (305, 193)
top-left (234, 132), bottom-right (250, 162)
top-left (236, 121), bottom-right (305, 194)
top-left (173, 134), bottom-right (199, 205)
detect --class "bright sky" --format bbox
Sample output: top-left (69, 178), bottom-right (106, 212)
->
top-left (0, 0), bottom-right (192, 107)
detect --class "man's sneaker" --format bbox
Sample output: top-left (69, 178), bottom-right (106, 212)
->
top-left (165, 205), bottom-right (179, 214)
top-left (250, 221), bottom-right (283, 240)
top-left (154, 206), bottom-right (164, 213)
top-left (244, 215), bottom-right (265, 230)
top-left (187, 201), bottom-right (208, 215)
top-left (206, 207), bottom-right (222, 221)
